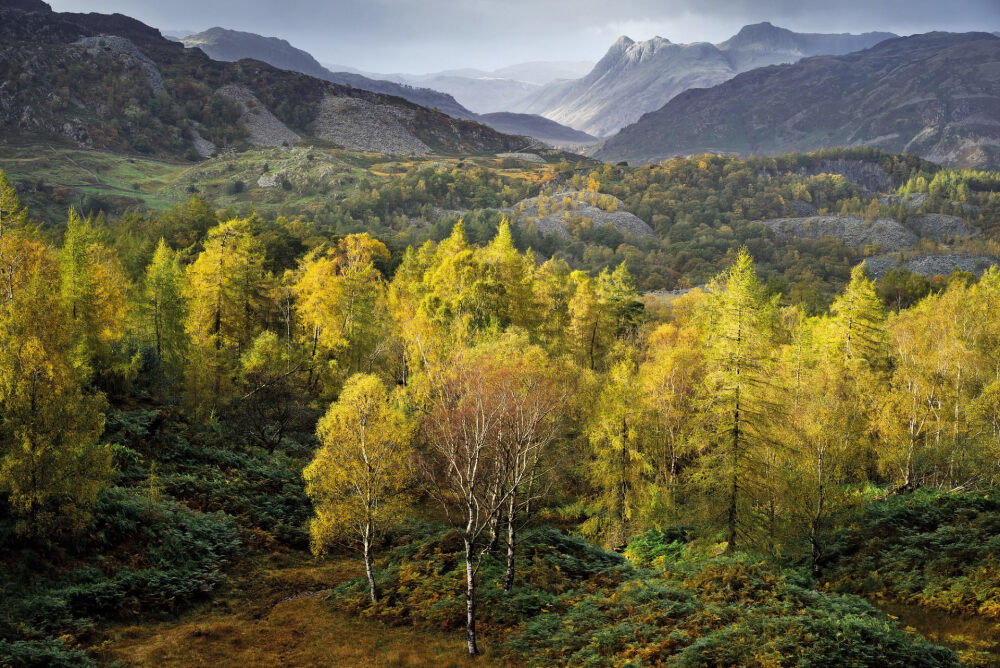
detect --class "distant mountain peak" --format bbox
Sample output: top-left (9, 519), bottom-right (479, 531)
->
top-left (721, 21), bottom-right (800, 49)
top-left (612, 35), bottom-right (635, 48)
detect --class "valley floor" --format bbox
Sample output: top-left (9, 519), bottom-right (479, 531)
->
top-left (94, 552), bottom-right (490, 668)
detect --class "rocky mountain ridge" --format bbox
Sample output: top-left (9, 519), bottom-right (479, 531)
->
top-left (0, 1), bottom-right (527, 158)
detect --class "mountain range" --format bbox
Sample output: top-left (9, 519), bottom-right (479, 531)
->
top-left (596, 31), bottom-right (1000, 169)
top-left (378, 61), bottom-right (593, 114)
top-left (179, 27), bottom-right (594, 145)
top-left (512, 23), bottom-right (897, 137)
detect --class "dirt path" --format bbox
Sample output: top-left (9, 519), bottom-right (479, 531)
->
top-left (95, 553), bottom-right (493, 667)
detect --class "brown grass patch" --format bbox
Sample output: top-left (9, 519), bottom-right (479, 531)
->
top-left (95, 555), bottom-right (496, 667)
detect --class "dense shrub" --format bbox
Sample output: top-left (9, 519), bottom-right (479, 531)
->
top-left (329, 523), bottom-right (957, 667)
top-left (505, 552), bottom-right (960, 667)
top-left (332, 524), bottom-right (629, 632)
top-left (822, 490), bottom-right (1000, 618)
top-left (0, 638), bottom-right (91, 668)
top-left (1, 487), bottom-right (240, 665)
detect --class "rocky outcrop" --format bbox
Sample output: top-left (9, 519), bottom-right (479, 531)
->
top-left (507, 191), bottom-right (655, 239)
top-left (800, 159), bottom-right (892, 194)
top-left (189, 122), bottom-right (216, 158)
top-left (760, 215), bottom-right (917, 251)
top-left (907, 213), bottom-right (980, 241)
top-left (75, 36), bottom-right (164, 95)
top-left (496, 152), bottom-right (545, 164)
top-left (308, 95), bottom-right (430, 155)
top-left (217, 85), bottom-right (301, 147)
top-left (862, 254), bottom-right (999, 278)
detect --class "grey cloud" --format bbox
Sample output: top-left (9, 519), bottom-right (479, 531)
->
top-left (47, 0), bottom-right (1000, 72)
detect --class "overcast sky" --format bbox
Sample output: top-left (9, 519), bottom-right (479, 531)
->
top-left (46, 0), bottom-right (1000, 73)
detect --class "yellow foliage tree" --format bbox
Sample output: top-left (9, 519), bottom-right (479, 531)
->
top-left (304, 373), bottom-right (413, 603)
top-left (184, 218), bottom-right (271, 412)
top-left (0, 234), bottom-right (109, 535)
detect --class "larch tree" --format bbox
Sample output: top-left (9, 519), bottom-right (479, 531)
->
top-left (476, 220), bottom-right (537, 332)
top-left (693, 249), bottom-right (781, 552)
top-left (0, 234), bottom-right (110, 535)
top-left (567, 271), bottom-right (607, 371)
top-left (586, 354), bottom-right (650, 547)
top-left (184, 218), bottom-right (271, 412)
top-left (141, 239), bottom-right (188, 385)
top-left (304, 373), bottom-right (413, 603)
top-left (638, 320), bottom-right (703, 521)
top-left (0, 170), bottom-right (28, 238)
top-left (59, 210), bottom-right (130, 378)
top-left (788, 265), bottom-right (886, 571)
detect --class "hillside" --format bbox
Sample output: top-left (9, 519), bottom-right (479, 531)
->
top-left (478, 112), bottom-right (596, 146)
top-left (512, 23), bottom-right (894, 137)
top-left (182, 27), bottom-right (474, 120)
top-left (0, 3), bottom-right (528, 159)
top-left (179, 27), bottom-right (587, 145)
top-left (597, 32), bottom-right (1000, 169)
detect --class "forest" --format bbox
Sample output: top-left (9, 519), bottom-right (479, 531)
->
top-left (1, 160), bottom-right (999, 666)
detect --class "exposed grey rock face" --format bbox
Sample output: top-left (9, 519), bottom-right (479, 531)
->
top-left (861, 254), bottom-right (999, 278)
top-left (506, 191), bottom-right (655, 239)
top-left (308, 95), bottom-right (430, 155)
top-left (514, 23), bottom-right (894, 138)
top-left (880, 192), bottom-right (930, 210)
top-left (216, 85), bottom-right (301, 147)
top-left (495, 152), bottom-right (546, 164)
top-left (189, 121), bottom-right (216, 158)
top-left (74, 36), bottom-right (164, 95)
top-left (760, 216), bottom-right (917, 252)
top-left (597, 32), bottom-right (1000, 169)
top-left (908, 214), bottom-right (980, 241)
